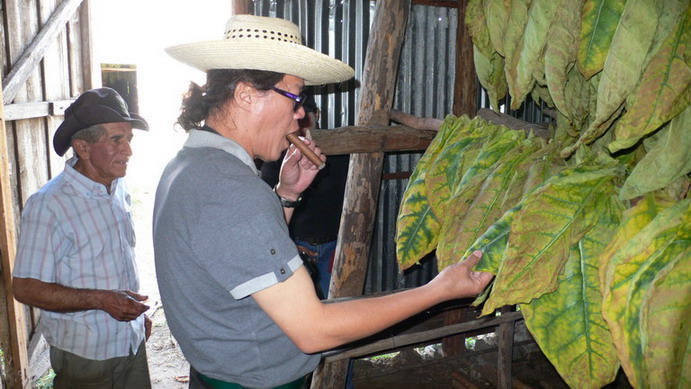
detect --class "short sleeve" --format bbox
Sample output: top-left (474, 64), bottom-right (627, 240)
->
top-left (190, 175), bottom-right (302, 299)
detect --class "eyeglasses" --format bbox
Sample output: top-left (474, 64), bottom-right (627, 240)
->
top-left (271, 87), bottom-right (307, 112)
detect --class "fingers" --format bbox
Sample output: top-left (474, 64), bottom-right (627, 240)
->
top-left (460, 250), bottom-right (483, 267)
top-left (102, 290), bottom-right (149, 322)
top-left (125, 290), bottom-right (149, 302)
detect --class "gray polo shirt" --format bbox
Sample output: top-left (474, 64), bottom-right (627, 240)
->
top-left (153, 129), bottom-right (320, 388)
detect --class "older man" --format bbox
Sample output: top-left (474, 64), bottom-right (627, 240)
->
top-left (13, 88), bottom-right (152, 389)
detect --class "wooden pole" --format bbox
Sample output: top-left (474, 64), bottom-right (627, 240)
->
top-left (311, 1), bottom-right (411, 388)
top-left (443, 0), bottom-right (479, 358)
top-left (0, 82), bottom-right (31, 389)
top-left (230, 0), bottom-right (252, 15)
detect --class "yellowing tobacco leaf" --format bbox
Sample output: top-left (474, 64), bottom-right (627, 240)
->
top-left (544, 0), bottom-right (582, 120)
top-left (481, 165), bottom-right (623, 315)
top-left (466, 0), bottom-right (493, 57)
top-left (483, 0), bottom-right (511, 56)
top-left (474, 46), bottom-right (508, 112)
top-left (619, 107), bottom-right (691, 199)
top-left (608, 5), bottom-right (691, 153)
top-left (578, 0), bottom-right (627, 79)
top-left (503, 0), bottom-right (533, 102)
top-left (396, 115), bottom-right (469, 270)
top-left (521, 193), bottom-right (624, 389)
top-left (601, 198), bottom-right (691, 388)
top-left (507, 0), bottom-right (559, 109)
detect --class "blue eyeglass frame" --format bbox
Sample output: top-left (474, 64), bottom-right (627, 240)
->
top-left (271, 87), bottom-right (307, 112)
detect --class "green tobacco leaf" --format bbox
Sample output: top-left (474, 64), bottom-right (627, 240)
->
top-left (619, 107), bottom-right (691, 199)
top-left (601, 198), bottom-right (691, 388)
top-left (426, 119), bottom-right (496, 219)
top-left (467, 206), bottom-right (521, 275)
top-left (608, 5), bottom-right (691, 153)
top-left (483, 0), bottom-right (511, 56)
top-left (396, 115), bottom-right (469, 270)
top-left (588, 0), bottom-right (660, 139)
top-left (522, 193), bottom-right (624, 389)
top-left (578, 0), bottom-right (627, 79)
top-left (474, 47), bottom-right (508, 112)
top-left (507, 0), bottom-right (559, 109)
top-left (466, 0), bottom-right (493, 57)
top-left (503, 0), bottom-right (533, 103)
top-left (482, 165), bottom-right (623, 315)
top-left (437, 138), bottom-right (537, 269)
top-left (641, 226), bottom-right (691, 388)
top-left (544, 0), bottom-right (582, 120)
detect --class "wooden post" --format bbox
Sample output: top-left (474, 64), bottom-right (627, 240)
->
top-left (443, 0), bottom-right (478, 358)
top-left (310, 1), bottom-right (411, 388)
top-left (497, 306), bottom-right (515, 389)
top-left (0, 84), bottom-right (31, 388)
top-left (230, 0), bottom-right (252, 15)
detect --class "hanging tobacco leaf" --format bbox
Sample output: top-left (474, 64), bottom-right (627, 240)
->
top-left (503, 0), bottom-right (533, 101)
top-left (466, 0), bottom-right (493, 57)
top-left (578, 0), bottom-right (627, 79)
top-left (507, 0), bottom-right (559, 109)
top-left (608, 5), bottom-right (691, 153)
top-left (474, 47), bottom-right (508, 112)
top-left (483, 0), bottom-right (511, 56)
top-left (396, 116), bottom-right (469, 270)
top-left (601, 199), bottom-right (691, 388)
top-left (587, 0), bottom-right (660, 141)
top-left (619, 107), bottom-right (691, 199)
top-left (544, 0), bottom-right (582, 120)
top-left (521, 193), bottom-right (624, 389)
top-left (481, 165), bottom-right (624, 315)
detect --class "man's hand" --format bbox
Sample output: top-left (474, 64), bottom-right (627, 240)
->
top-left (428, 250), bottom-right (494, 301)
top-left (277, 137), bottom-right (325, 198)
top-left (98, 290), bottom-right (149, 322)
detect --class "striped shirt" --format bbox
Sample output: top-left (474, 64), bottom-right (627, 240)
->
top-left (13, 157), bottom-right (145, 360)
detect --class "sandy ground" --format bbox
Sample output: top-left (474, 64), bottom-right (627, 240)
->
top-left (129, 129), bottom-right (190, 389)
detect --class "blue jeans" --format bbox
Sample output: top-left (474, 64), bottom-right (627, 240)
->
top-left (294, 239), bottom-right (336, 298)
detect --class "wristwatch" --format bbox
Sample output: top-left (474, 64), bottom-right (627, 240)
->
top-left (274, 187), bottom-right (302, 208)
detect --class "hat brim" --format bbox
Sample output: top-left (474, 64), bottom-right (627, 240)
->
top-left (165, 40), bottom-right (355, 86)
top-left (53, 107), bottom-right (148, 156)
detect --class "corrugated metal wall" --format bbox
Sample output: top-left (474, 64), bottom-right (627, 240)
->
top-left (253, 1), bottom-right (551, 294)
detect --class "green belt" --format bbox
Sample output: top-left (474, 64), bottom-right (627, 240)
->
top-left (199, 373), bottom-right (305, 389)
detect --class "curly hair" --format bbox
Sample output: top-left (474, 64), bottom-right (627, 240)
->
top-left (176, 69), bottom-right (285, 131)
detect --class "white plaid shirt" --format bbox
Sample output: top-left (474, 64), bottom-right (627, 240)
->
top-left (13, 157), bottom-right (144, 360)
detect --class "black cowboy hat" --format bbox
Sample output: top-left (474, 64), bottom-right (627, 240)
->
top-left (53, 87), bottom-right (148, 156)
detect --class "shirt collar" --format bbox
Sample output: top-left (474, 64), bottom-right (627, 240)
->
top-left (64, 157), bottom-right (119, 197)
top-left (184, 127), bottom-right (259, 176)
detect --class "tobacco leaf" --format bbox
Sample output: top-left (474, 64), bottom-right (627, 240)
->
top-left (522, 192), bottom-right (624, 389)
top-left (483, 0), bottom-right (511, 56)
top-left (507, 0), bottom-right (559, 109)
top-left (503, 0), bottom-right (533, 103)
top-left (544, 0), bottom-right (582, 120)
top-left (601, 198), bottom-right (691, 388)
top-left (608, 5), bottom-right (691, 153)
top-left (474, 46), bottom-right (508, 112)
top-left (619, 106), bottom-right (691, 199)
top-left (466, 0), bottom-right (493, 57)
top-left (588, 0), bottom-right (660, 139)
top-left (578, 0), bottom-right (627, 79)
top-left (396, 115), bottom-right (470, 270)
top-left (481, 165), bottom-right (623, 316)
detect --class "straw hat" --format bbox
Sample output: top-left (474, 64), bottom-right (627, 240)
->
top-left (165, 14), bottom-right (355, 86)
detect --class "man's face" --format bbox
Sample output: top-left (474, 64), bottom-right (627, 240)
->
top-left (75, 122), bottom-right (134, 186)
top-left (253, 74), bottom-right (305, 162)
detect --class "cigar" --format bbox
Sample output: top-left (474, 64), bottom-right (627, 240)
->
top-left (286, 133), bottom-right (325, 170)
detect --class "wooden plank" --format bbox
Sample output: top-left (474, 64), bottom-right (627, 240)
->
top-left (3, 100), bottom-right (74, 121)
top-left (77, 0), bottom-right (95, 90)
top-left (311, 125), bottom-right (436, 155)
top-left (2, 0), bottom-right (84, 104)
top-left (0, 82), bottom-right (31, 389)
top-left (311, 1), bottom-right (411, 388)
top-left (413, 0), bottom-right (459, 7)
top-left (497, 306), bottom-right (515, 389)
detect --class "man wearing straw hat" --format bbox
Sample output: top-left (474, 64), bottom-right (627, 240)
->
top-left (155, 14), bottom-right (493, 389)
top-left (13, 88), bottom-right (152, 388)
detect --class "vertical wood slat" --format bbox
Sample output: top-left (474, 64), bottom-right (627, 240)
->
top-left (0, 84), bottom-right (31, 389)
top-left (311, 1), bottom-right (411, 388)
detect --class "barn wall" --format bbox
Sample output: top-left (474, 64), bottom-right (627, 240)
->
top-left (1, 0), bottom-right (93, 385)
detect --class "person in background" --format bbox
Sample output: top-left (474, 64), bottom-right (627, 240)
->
top-left (260, 93), bottom-right (349, 299)
top-left (155, 14), bottom-right (493, 389)
top-left (12, 88), bottom-right (152, 389)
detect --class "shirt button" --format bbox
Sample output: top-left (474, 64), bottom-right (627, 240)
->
top-left (280, 268), bottom-right (286, 274)
top-left (270, 248), bottom-right (276, 255)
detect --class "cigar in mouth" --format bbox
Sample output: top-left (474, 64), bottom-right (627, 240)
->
top-left (286, 133), bottom-right (325, 170)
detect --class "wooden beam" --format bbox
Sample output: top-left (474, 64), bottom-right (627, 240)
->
top-left (0, 82), bottom-right (31, 389)
top-left (230, 0), bottom-right (252, 15)
top-left (3, 100), bottom-right (75, 121)
top-left (412, 0), bottom-right (459, 7)
top-left (452, 0), bottom-right (477, 117)
top-left (311, 1), bottom-right (411, 388)
top-left (311, 125), bottom-right (436, 155)
top-left (2, 0), bottom-right (84, 104)
top-left (497, 306), bottom-right (515, 389)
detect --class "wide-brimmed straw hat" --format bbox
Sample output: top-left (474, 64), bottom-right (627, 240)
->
top-left (165, 14), bottom-right (355, 86)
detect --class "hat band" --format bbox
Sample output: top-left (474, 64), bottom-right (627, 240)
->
top-left (224, 27), bottom-right (302, 45)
